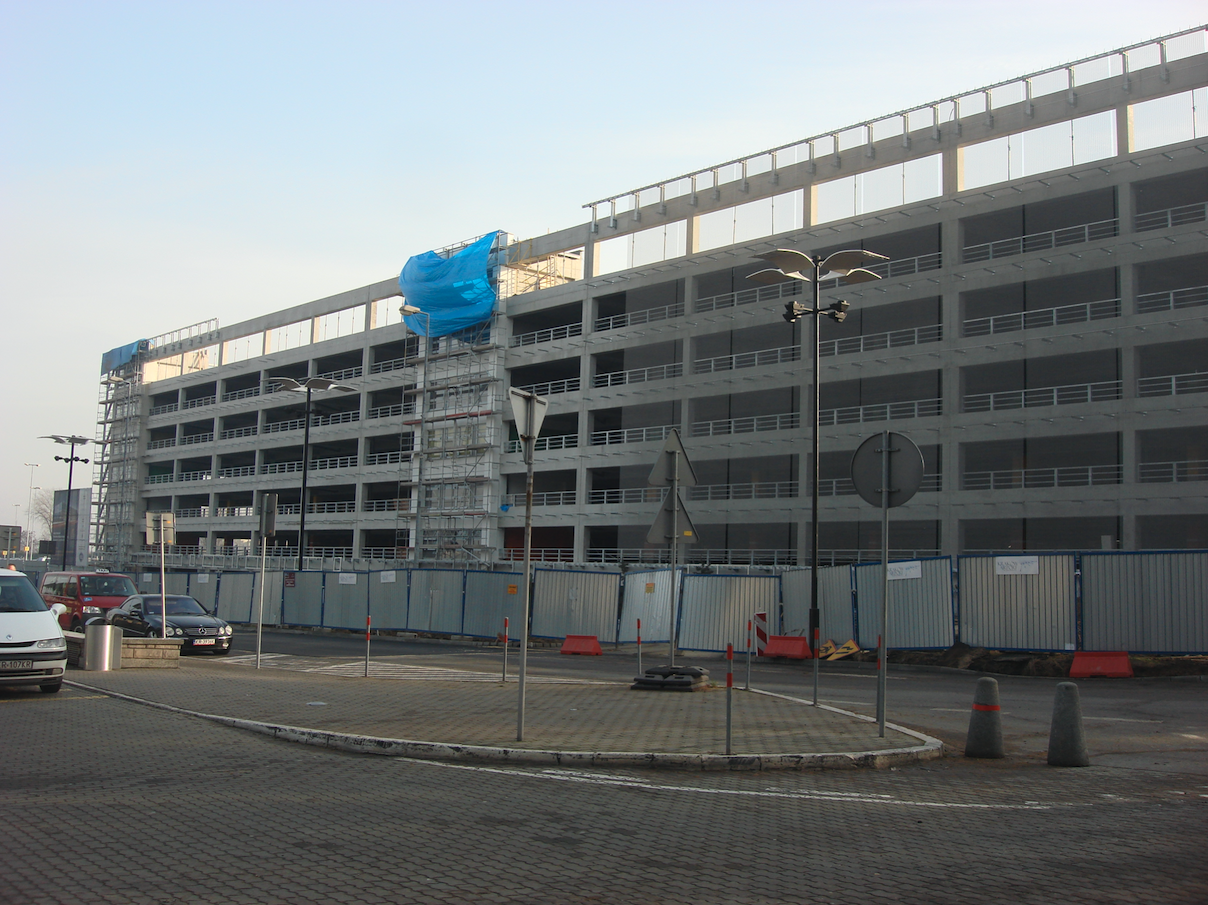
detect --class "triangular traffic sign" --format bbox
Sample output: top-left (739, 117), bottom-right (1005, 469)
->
top-left (645, 490), bottom-right (699, 545)
top-left (647, 428), bottom-right (697, 487)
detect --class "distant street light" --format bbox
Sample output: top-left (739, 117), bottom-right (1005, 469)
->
top-left (40, 435), bottom-right (92, 570)
top-left (23, 462), bottom-right (39, 560)
top-left (267, 378), bottom-right (357, 571)
top-left (747, 248), bottom-right (886, 704)
top-left (400, 304), bottom-right (432, 562)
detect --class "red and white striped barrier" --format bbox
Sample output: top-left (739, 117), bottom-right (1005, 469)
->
top-left (753, 612), bottom-right (769, 656)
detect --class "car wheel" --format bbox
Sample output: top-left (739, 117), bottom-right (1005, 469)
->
top-left (70, 620), bottom-right (83, 633)
top-left (40, 681), bottom-right (62, 694)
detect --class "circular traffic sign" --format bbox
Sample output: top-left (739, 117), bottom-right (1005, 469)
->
top-left (850, 432), bottom-right (925, 508)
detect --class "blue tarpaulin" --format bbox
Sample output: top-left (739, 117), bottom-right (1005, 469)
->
top-left (398, 231), bottom-right (499, 337)
top-left (100, 339), bottom-right (151, 374)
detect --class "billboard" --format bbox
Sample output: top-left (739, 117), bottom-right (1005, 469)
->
top-left (52, 488), bottom-right (91, 569)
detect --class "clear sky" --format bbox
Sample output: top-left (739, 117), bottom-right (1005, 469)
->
top-left (1, 0), bottom-right (1203, 545)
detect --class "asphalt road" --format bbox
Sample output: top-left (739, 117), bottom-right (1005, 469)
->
top-left (2, 630), bottom-right (1204, 905)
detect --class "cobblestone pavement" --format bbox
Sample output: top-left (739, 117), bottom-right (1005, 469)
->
top-left (2, 682), bottom-right (1205, 905)
top-left (59, 657), bottom-right (935, 766)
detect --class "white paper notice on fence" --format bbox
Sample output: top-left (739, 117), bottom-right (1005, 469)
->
top-left (379, 571), bottom-right (396, 584)
top-left (338, 573), bottom-right (357, 585)
top-left (887, 561), bottom-right (922, 581)
top-left (196, 574), bottom-right (209, 583)
top-left (995, 556), bottom-right (1039, 575)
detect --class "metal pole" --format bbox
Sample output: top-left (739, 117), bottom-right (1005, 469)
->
top-left (60, 441), bottom-right (78, 571)
top-left (877, 429), bottom-right (891, 737)
top-left (413, 316), bottom-right (430, 562)
top-left (502, 616), bottom-right (509, 682)
top-left (745, 618), bottom-right (752, 690)
top-left (669, 450), bottom-right (679, 667)
top-left (297, 386), bottom-right (313, 572)
top-left (517, 395), bottom-right (535, 742)
top-left (810, 267), bottom-right (822, 706)
top-left (636, 618), bottom-right (642, 677)
top-left (725, 643), bottom-right (734, 755)
top-left (256, 534), bottom-right (266, 669)
top-left (158, 514), bottom-right (167, 640)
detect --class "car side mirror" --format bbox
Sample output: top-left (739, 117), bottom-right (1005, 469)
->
top-left (49, 603), bottom-right (67, 618)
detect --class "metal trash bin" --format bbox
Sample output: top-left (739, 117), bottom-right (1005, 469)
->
top-left (83, 623), bottom-right (122, 671)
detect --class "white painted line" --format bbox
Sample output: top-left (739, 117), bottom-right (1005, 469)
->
top-left (1082, 717), bottom-right (1163, 723)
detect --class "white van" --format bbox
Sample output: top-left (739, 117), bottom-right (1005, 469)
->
top-left (0, 570), bottom-right (68, 694)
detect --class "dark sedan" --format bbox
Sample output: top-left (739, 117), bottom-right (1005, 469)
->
top-left (107, 595), bottom-right (233, 654)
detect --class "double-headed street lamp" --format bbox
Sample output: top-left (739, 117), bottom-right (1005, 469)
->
top-left (23, 462), bottom-right (39, 559)
top-left (267, 377), bottom-right (357, 571)
top-left (399, 304), bottom-right (432, 561)
top-left (747, 248), bottom-right (886, 703)
top-left (40, 435), bottom-right (92, 570)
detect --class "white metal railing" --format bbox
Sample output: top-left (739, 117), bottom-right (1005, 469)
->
top-left (147, 438), bottom-right (176, 450)
top-left (314, 410), bottom-right (360, 426)
top-left (370, 356), bottom-right (413, 375)
top-left (595, 301), bottom-right (684, 331)
top-left (363, 499), bottom-right (413, 512)
top-left (1137, 371), bottom-right (1208, 397)
top-left (214, 506), bottom-right (256, 518)
top-left (181, 432), bottom-right (214, 446)
top-left (818, 252), bottom-right (942, 288)
top-left (1135, 284), bottom-right (1208, 314)
top-left (962, 464), bottom-right (1122, 490)
top-left (311, 455), bottom-right (357, 470)
top-left (588, 487), bottom-right (666, 504)
top-left (360, 547), bottom-right (411, 560)
top-left (317, 366), bottom-right (363, 382)
top-left (590, 424), bottom-right (677, 446)
top-left (364, 450), bottom-right (413, 465)
top-left (264, 419), bottom-right (304, 434)
top-left (594, 362), bottom-right (682, 387)
top-left (821, 324), bottom-right (942, 356)
top-left (182, 396), bottom-right (217, 410)
top-left (688, 481), bottom-right (798, 501)
top-left (368, 402), bottom-right (415, 419)
top-left (504, 491), bottom-right (577, 507)
top-left (694, 345), bottom-right (800, 374)
top-left (963, 298), bottom-right (1120, 337)
top-left (818, 474), bottom-right (942, 496)
top-left (144, 474), bottom-right (173, 485)
top-left (586, 548), bottom-right (799, 566)
top-left (178, 470), bottom-right (212, 482)
top-left (220, 426), bottom-right (258, 439)
top-left (515, 377), bottom-right (580, 396)
top-left (963, 218), bottom-right (1118, 263)
top-left (308, 501), bottom-right (356, 514)
top-left (1134, 201), bottom-right (1208, 232)
top-left (963, 381), bottom-right (1120, 412)
top-left (691, 412), bottom-right (799, 437)
top-left (217, 465), bottom-right (256, 478)
top-left (1138, 459), bottom-right (1208, 483)
top-left (222, 386), bottom-right (261, 403)
top-left (500, 548), bottom-right (576, 563)
top-left (695, 281), bottom-right (800, 314)
top-left (506, 434), bottom-right (579, 454)
top-left (276, 504), bottom-right (301, 515)
top-left (510, 322), bottom-right (583, 346)
top-left (149, 402), bottom-right (178, 416)
top-left (262, 461), bottom-right (303, 474)
top-left (175, 507), bottom-right (208, 519)
top-left (819, 398), bottom-right (941, 425)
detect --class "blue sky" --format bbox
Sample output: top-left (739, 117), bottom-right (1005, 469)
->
top-left (1, 0), bottom-right (1203, 536)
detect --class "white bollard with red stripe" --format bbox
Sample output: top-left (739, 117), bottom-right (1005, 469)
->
top-left (753, 612), bottom-right (769, 656)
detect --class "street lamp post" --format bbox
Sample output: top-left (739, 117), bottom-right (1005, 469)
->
top-left (267, 378), bottom-right (357, 571)
top-left (40, 435), bottom-right (92, 571)
top-left (747, 248), bottom-right (886, 704)
top-left (400, 304), bottom-right (432, 562)
top-left (23, 462), bottom-right (39, 559)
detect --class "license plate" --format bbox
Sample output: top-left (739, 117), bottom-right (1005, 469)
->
top-left (1, 660), bottom-right (33, 670)
top-left (192, 638), bottom-right (215, 646)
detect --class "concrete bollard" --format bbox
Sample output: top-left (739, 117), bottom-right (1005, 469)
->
top-left (1047, 681), bottom-right (1090, 767)
top-left (964, 676), bottom-right (1004, 758)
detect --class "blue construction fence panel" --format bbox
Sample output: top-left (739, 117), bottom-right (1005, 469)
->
top-left (678, 574), bottom-right (780, 653)
top-left (531, 569), bottom-right (621, 642)
top-left (853, 557), bottom-right (955, 651)
top-left (1080, 551), bottom-right (1208, 654)
top-left (957, 555), bottom-right (1076, 652)
top-left (618, 569), bottom-right (675, 643)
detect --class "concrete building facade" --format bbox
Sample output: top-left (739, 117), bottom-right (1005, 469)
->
top-left (94, 28), bottom-right (1208, 571)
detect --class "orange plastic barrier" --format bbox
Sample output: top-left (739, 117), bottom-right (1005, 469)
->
top-left (761, 635), bottom-right (812, 659)
top-left (1069, 651), bottom-right (1133, 678)
top-left (561, 634), bottom-right (603, 655)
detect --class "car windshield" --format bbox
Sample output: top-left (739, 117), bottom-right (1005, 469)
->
top-left (80, 575), bottom-right (138, 597)
top-left (142, 597), bottom-right (208, 617)
top-left (0, 575), bottom-right (49, 613)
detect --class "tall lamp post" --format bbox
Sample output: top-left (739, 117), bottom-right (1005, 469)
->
top-left (400, 304), bottom-right (432, 562)
top-left (40, 435), bottom-right (92, 571)
top-left (267, 377), bottom-right (357, 571)
top-left (23, 462), bottom-right (39, 559)
top-left (747, 248), bottom-right (886, 704)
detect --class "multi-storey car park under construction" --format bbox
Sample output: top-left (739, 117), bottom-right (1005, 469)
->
top-left (93, 28), bottom-right (1208, 573)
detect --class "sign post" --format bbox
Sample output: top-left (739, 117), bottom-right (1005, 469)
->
top-left (851, 431), bottom-right (924, 736)
top-left (646, 429), bottom-right (697, 666)
top-left (257, 493), bottom-right (277, 669)
top-left (508, 387), bottom-right (548, 742)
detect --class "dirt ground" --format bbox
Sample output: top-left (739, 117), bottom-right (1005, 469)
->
top-left (850, 643), bottom-right (1208, 677)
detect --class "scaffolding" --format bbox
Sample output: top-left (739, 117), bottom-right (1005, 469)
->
top-left (93, 362), bottom-right (146, 569)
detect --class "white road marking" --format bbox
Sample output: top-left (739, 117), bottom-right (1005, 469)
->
top-left (1082, 717), bottom-right (1163, 723)
top-left (398, 760), bottom-right (1054, 810)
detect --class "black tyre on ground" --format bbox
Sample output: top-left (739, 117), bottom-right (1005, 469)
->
top-left (40, 681), bottom-right (62, 694)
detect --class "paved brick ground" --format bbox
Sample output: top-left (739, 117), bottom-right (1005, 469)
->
top-left (2, 681), bottom-right (1205, 905)
top-left (64, 656), bottom-right (931, 763)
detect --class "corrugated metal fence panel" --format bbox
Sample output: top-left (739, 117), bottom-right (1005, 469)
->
top-left (1082, 551), bottom-right (1208, 654)
top-left (781, 567), bottom-right (855, 642)
top-left (189, 574), bottom-right (219, 612)
top-left (283, 572), bottom-right (324, 626)
top-left (462, 571), bottom-right (526, 639)
top-left (853, 557), bottom-right (954, 650)
top-left (137, 572), bottom-right (161, 595)
top-left (618, 570), bottom-right (675, 643)
top-left (257, 571), bottom-right (284, 625)
top-left (322, 573), bottom-right (369, 630)
top-left (679, 575), bottom-right (780, 653)
top-left (406, 569), bottom-right (465, 635)
top-left (164, 573), bottom-right (189, 596)
top-left (531, 569), bottom-right (621, 642)
top-left (958, 555), bottom-right (1076, 651)
top-left (368, 570), bottom-right (408, 630)
top-left (216, 572), bottom-right (255, 623)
